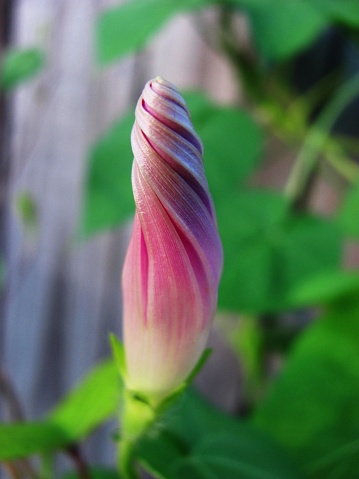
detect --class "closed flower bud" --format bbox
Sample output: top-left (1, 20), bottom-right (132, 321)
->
top-left (122, 77), bottom-right (223, 404)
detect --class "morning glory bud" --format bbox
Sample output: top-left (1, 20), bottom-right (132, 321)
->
top-left (122, 77), bottom-right (223, 404)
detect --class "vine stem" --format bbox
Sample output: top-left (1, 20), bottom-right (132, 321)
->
top-left (118, 391), bottom-right (155, 479)
top-left (284, 129), bottom-right (323, 206)
top-left (118, 439), bottom-right (139, 479)
top-left (284, 72), bottom-right (359, 206)
top-left (214, 9), bottom-right (359, 198)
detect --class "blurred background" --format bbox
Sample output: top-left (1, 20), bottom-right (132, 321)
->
top-left (1, 0), bottom-right (359, 476)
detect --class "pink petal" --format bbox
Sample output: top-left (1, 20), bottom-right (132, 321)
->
top-left (122, 77), bottom-right (223, 403)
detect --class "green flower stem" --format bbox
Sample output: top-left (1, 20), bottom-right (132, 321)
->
top-left (284, 128), bottom-right (323, 206)
top-left (118, 390), bottom-right (155, 479)
top-left (118, 438), bottom-right (138, 479)
top-left (284, 72), bottom-right (359, 206)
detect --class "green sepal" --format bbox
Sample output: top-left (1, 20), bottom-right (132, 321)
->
top-left (155, 348), bottom-right (213, 414)
top-left (154, 384), bottom-right (187, 416)
top-left (185, 348), bottom-right (212, 385)
top-left (109, 333), bottom-right (127, 379)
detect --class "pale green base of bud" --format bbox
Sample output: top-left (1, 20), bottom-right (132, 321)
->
top-left (109, 333), bottom-right (213, 479)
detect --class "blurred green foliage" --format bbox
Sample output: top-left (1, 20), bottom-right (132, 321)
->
top-left (0, 422), bottom-right (69, 461)
top-left (81, 112), bottom-right (134, 236)
top-left (254, 295), bottom-right (359, 479)
top-left (244, 0), bottom-right (328, 60)
top-left (0, 361), bottom-right (120, 460)
top-left (136, 390), bottom-right (305, 479)
top-left (217, 190), bottom-right (342, 312)
top-left (96, 0), bottom-right (210, 63)
top-left (49, 360), bottom-right (121, 442)
top-left (15, 192), bottom-right (39, 235)
top-left (0, 48), bottom-right (44, 90)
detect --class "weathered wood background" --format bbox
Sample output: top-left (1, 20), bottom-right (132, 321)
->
top-left (1, 0), bottom-right (243, 467)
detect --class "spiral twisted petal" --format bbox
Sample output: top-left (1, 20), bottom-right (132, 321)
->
top-left (122, 77), bottom-right (223, 402)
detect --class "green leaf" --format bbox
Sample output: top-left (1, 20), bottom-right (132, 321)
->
top-left (184, 92), bottom-right (263, 200)
top-left (280, 215), bottom-right (342, 288)
top-left (164, 389), bottom-right (245, 443)
top-left (338, 181), bottom-right (359, 238)
top-left (217, 190), bottom-right (342, 313)
top-left (244, 0), bottom-right (328, 60)
top-left (171, 432), bottom-right (304, 479)
top-left (310, 0), bottom-right (359, 27)
top-left (136, 390), bottom-right (304, 479)
top-left (254, 297), bottom-right (359, 478)
top-left (0, 422), bottom-right (69, 460)
top-left (81, 112), bottom-right (134, 236)
top-left (0, 361), bottom-right (121, 461)
top-left (97, 0), bottom-right (209, 64)
top-left (217, 190), bottom-right (287, 313)
top-left (136, 430), bottom-right (187, 479)
top-left (15, 192), bottom-right (38, 233)
top-left (288, 271), bottom-right (359, 307)
top-left (1, 48), bottom-right (44, 90)
top-left (49, 360), bottom-right (121, 441)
